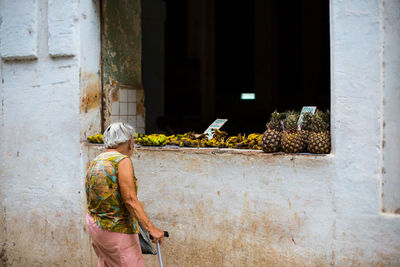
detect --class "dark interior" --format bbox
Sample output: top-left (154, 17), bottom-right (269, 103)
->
top-left (143, 0), bottom-right (330, 135)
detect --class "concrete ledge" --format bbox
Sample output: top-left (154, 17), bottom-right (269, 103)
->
top-left (82, 142), bottom-right (332, 159)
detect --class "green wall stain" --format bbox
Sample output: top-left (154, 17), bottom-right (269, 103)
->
top-left (102, 0), bottom-right (142, 89)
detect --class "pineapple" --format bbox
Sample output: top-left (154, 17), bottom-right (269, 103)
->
top-left (281, 111), bottom-right (305, 153)
top-left (300, 111), bottom-right (313, 148)
top-left (322, 110), bottom-right (331, 126)
top-left (307, 110), bottom-right (331, 154)
top-left (262, 111), bottom-right (284, 153)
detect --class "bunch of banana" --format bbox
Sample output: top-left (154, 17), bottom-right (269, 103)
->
top-left (225, 136), bottom-right (239, 148)
top-left (222, 133), bottom-right (262, 149)
top-left (211, 129), bottom-right (228, 142)
top-left (204, 138), bottom-right (224, 148)
top-left (161, 130), bottom-right (263, 150)
top-left (136, 134), bottom-right (167, 146)
top-left (179, 138), bottom-right (202, 148)
top-left (88, 134), bottom-right (104, 144)
top-left (225, 133), bottom-right (244, 148)
top-left (193, 129), bottom-right (227, 148)
top-left (234, 134), bottom-right (251, 149)
top-left (247, 133), bottom-right (263, 150)
top-left (166, 135), bottom-right (179, 146)
top-left (166, 132), bottom-right (209, 147)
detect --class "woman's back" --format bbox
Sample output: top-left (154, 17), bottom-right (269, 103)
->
top-left (86, 151), bottom-right (139, 234)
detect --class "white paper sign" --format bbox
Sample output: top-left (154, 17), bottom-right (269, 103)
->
top-left (298, 106), bottom-right (317, 128)
top-left (204, 119), bottom-right (228, 139)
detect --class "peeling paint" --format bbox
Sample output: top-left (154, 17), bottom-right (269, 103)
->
top-left (101, 0), bottom-right (143, 128)
top-left (101, 0), bottom-right (143, 87)
top-left (136, 90), bottom-right (145, 116)
top-left (80, 73), bottom-right (101, 113)
top-left (102, 79), bottom-right (119, 128)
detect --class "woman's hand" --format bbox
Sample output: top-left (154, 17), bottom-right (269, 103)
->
top-left (119, 158), bottom-right (166, 245)
top-left (149, 226), bottom-right (165, 244)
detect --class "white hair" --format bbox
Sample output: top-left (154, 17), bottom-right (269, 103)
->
top-left (103, 122), bottom-right (136, 148)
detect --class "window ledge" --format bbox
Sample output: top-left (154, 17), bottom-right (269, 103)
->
top-left (82, 141), bottom-right (332, 158)
top-left (135, 146), bottom-right (332, 158)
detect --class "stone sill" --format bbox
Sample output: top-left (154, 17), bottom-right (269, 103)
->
top-left (83, 142), bottom-right (332, 159)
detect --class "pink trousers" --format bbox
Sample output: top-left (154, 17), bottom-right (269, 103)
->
top-left (86, 213), bottom-right (145, 267)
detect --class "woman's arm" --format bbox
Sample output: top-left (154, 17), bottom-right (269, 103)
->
top-left (118, 157), bottom-right (165, 244)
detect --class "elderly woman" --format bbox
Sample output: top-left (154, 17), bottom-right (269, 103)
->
top-left (85, 122), bottom-right (164, 267)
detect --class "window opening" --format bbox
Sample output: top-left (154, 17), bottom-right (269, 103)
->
top-left (102, 0), bottom-right (330, 136)
top-left (143, 0), bottom-right (330, 135)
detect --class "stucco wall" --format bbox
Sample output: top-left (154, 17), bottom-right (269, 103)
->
top-left (134, 149), bottom-right (335, 266)
top-left (86, 142), bottom-right (400, 266)
top-left (136, 0), bottom-right (398, 265)
top-left (330, 1), bottom-right (400, 266)
top-left (0, 0), bottom-right (400, 266)
top-left (0, 0), bottom-right (99, 266)
top-left (381, 0), bottom-right (400, 214)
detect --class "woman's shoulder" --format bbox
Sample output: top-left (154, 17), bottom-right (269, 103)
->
top-left (100, 151), bottom-right (129, 163)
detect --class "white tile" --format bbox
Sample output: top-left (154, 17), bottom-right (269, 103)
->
top-left (110, 115), bottom-right (119, 123)
top-left (111, 102), bottom-right (119, 115)
top-left (127, 116), bottom-right (137, 127)
top-left (120, 89), bottom-right (128, 102)
top-left (128, 103), bottom-right (137, 115)
top-left (137, 127), bottom-right (145, 134)
top-left (128, 90), bottom-right (136, 102)
top-left (120, 116), bottom-right (128, 123)
top-left (119, 102), bottom-right (128, 115)
top-left (137, 115), bottom-right (145, 128)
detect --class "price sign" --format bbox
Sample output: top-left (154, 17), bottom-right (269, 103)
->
top-left (298, 106), bottom-right (316, 128)
top-left (204, 119), bottom-right (228, 139)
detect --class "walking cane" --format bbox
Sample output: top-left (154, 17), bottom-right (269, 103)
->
top-left (156, 242), bottom-right (164, 267)
top-left (155, 231), bottom-right (169, 267)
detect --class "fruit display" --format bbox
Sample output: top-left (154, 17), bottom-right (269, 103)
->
top-left (262, 110), bottom-right (284, 152)
top-left (88, 134), bottom-right (104, 144)
top-left (307, 110), bottom-right (331, 154)
top-left (87, 109), bottom-right (330, 154)
top-left (163, 129), bottom-right (262, 149)
top-left (136, 134), bottom-right (167, 146)
top-left (261, 109), bottom-right (331, 154)
top-left (281, 111), bottom-right (306, 153)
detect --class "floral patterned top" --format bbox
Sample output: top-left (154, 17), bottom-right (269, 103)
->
top-left (85, 151), bottom-right (139, 234)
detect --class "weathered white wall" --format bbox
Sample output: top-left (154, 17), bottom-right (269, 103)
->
top-left (135, 0), bottom-right (399, 265)
top-left (135, 149), bottom-right (336, 266)
top-left (1, 0), bottom-right (400, 266)
top-left (131, 146), bottom-right (399, 266)
top-left (0, 0), bottom-right (100, 266)
top-left (330, 1), bottom-right (400, 265)
top-left (381, 0), bottom-right (400, 214)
